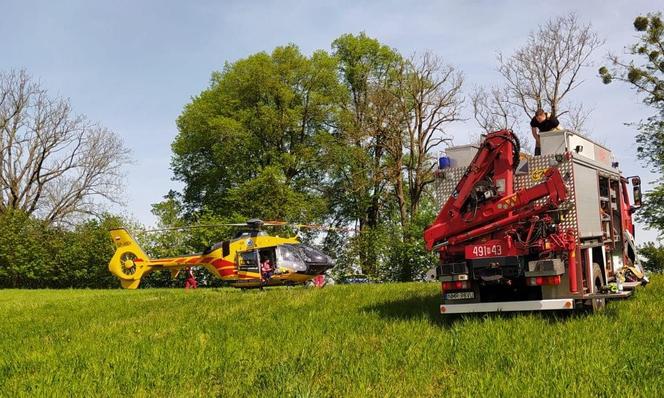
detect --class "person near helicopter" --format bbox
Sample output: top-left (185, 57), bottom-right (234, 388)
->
top-left (260, 257), bottom-right (274, 284)
top-left (185, 267), bottom-right (198, 289)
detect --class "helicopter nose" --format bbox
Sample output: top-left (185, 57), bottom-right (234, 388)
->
top-left (309, 249), bottom-right (333, 265)
top-left (297, 245), bottom-right (335, 274)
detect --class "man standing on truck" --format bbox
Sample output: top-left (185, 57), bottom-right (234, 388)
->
top-left (530, 109), bottom-right (560, 155)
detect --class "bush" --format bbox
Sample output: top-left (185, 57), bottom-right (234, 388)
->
top-left (0, 210), bottom-right (54, 288)
top-left (0, 210), bottom-right (126, 288)
top-left (640, 242), bottom-right (664, 273)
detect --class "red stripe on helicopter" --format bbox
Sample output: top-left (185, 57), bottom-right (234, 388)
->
top-left (211, 259), bottom-right (237, 276)
top-left (211, 258), bottom-right (234, 268)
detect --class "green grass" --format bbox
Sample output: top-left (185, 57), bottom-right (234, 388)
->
top-left (1, 277), bottom-right (663, 397)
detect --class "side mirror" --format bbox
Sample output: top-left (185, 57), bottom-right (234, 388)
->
top-left (631, 176), bottom-right (642, 208)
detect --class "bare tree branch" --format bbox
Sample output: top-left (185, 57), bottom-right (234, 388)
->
top-left (470, 85), bottom-right (532, 150)
top-left (0, 69), bottom-right (131, 225)
top-left (471, 85), bottom-right (518, 133)
top-left (497, 13), bottom-right (602, 124)
top-left (383, 52), bottom-right (463, 227)
top-left (565, 102), bottom-right (593, 133)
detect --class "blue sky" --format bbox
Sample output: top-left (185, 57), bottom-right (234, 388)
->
top-left (1, 0), bottom-right (661, 241)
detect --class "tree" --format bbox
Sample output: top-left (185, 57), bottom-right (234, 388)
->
top-left (480, 13), bottom-right (602, 139)
top-left (471, 85), bottom-right (519, 134)
top-left (326, 33), bottom-right (402, 231)
top-left (0, 209), bottom-right (52, 287)
top-left (599, 12), bottom-right (664, 233)
top-left (389, 52), bottom-right (463, 229)
top-left (171, 45), bottom-right (339, 222)
top-left (380, 197), bottom-right (440, 282)
top-left (639, 242), bottom-right (664, 273)
top-left (53, 214), bottom-right (125, 288)
top-left (0, 210), bottom-right (125, 288)
top-left (324, 33), bottom-right (402, 277)
top-left (323, 39), bottom-right (461, 275)
top-left (168, 36), bottom-right (457, 280)
top-left (470, 85), bottom-right (535, 150)
top-left (0, 70), bottom-right (130, 225)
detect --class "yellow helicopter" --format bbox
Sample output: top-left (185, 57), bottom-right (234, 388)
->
top-left (108, 219), bottom-right (335, 289)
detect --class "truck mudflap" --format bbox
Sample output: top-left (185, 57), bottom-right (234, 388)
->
top-left (441, 299), bottom-right (575, 314)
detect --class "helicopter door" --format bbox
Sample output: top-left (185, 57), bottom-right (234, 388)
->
top-left (237, 250), bottom-right (260, 281)
top-left (258, 248), bottom-right (277, 270)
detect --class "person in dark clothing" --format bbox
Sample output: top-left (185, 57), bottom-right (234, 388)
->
top-left (530, 109), bottom-right (560, 156)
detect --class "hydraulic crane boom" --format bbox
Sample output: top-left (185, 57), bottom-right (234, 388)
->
top-left (424, 130), bottom-right (568, 251)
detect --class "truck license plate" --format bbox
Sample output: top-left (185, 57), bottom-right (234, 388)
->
top-left (465, 240), bottom-right (505, 259)
top-left (445, 291), bottom-right (475, 300)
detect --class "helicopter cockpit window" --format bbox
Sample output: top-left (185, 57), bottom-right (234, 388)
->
top-left (276, 245), bottom-right (307, 272)
top-left (296, 245), bottom-right (333, 265)
top-left (238, 251), bottom-right (259, 272)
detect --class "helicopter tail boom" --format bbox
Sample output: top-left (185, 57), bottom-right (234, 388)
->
top-left (108, 228), bottom-right (152, 289)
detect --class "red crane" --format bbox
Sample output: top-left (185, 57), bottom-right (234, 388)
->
top-left (424, 130), bottom-right (578, 296)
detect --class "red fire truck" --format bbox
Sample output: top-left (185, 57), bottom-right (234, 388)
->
top-left (424, 129), bottom-right (648, 313)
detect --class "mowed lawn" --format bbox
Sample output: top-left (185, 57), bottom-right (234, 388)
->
top-left (1, 277), bottom-right (663, 397)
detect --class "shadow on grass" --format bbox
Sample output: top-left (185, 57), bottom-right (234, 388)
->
top-left (365, 294), bottom-right (598, 328)
top-left (364, 294), bottom-right (458, 329)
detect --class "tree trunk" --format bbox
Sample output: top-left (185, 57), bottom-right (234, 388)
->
top-left (395, 170), bottom-right (408, 231)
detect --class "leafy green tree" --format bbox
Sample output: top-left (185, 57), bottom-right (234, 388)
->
top-left (172, 44), bottom-right (340, 222)
top-left (0, 210), bottom-right (127, 288)
top-left (380, 197), bottom-right (439, 281)
top-left (639, 242), bottom-right (664, 273)
top-left (319, 33), bottom-right (404, 277)
top-left (331, 225), bottom-right (394, 279)
top-left (0, 210), bottom-right (53, 287)
top-left (166, 35), bottom-right (458, 281)
top-left (327, 33), bottom-right (402, 230)
top-left (53, 215), bottom-right (124, 288)
top-left (599, 12), bottom-right (664, 233)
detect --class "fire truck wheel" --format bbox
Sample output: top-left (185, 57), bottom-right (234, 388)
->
top-left (590, 263), bottom-right (606, 312)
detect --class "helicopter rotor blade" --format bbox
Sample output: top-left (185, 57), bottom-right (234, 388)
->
top-left (261, 220), bottom-right (288, 226)
top-left (137, 219), bottom-right (354, 234)
top-left (298, 225), bottom-right (355, 232)
top-left (265, 221), bottom-right (355, 232)
top-left (139, 223), bottom-right (247, 233)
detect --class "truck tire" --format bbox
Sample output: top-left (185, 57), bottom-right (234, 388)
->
top-left (590, 262), bottom-right (606, 312)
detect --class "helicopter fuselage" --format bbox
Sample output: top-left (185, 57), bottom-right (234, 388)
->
top-left (108, 229), bottom-right (334, 289)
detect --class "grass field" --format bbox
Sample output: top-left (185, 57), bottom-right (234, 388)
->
top-left (1, 277), bottom-right (663, 397)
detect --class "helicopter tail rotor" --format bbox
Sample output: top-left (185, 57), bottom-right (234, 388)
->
top-left (108, 228), bottom-right (152, 289)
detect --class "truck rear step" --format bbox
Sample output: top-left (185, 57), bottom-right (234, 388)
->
top-left (582, 291), bottom-right (632, 300)
top-left (441, 299), bottom-right (574, 314)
